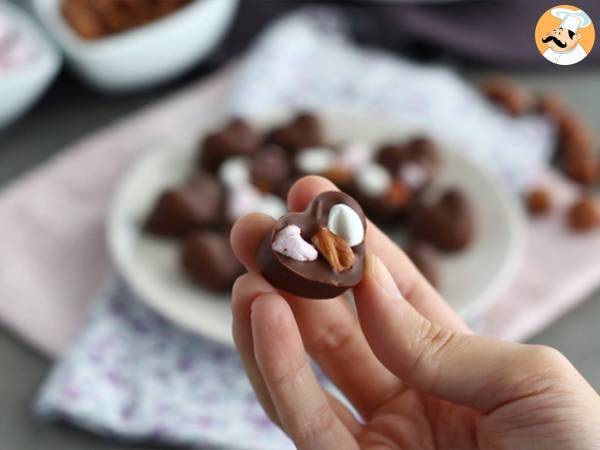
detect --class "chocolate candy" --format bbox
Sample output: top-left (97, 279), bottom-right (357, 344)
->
top-left (526, 187), bottom-right (552, 216)
top-left (258, 191), bottom-right (366, 299)
top-left (480, 76), bottom-right (535, 116)
top-left (181, 231), bottom-right (244, 292)
top-left (567, 195), bottom-right (600, 232)
top-left (250, 145), bottom-right (292, 195)
top-left (145, 172), bottom-right (222, 237)
top-left (411, 188), bottom-right (475, 251)
top-left (199, 119), bottom-right (260, 172)
top-left (265, 112), bottom-right (323, 155)
top-left (294, 147), bottom-right (353, 190)
top-left (407, 242), bottom-right (440, 288)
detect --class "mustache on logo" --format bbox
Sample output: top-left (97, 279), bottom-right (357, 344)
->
top-left (542, 35), bottom-right (567, 48)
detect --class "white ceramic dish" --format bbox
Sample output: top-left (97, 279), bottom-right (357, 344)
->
top-left (31, 0), bottom-right (238, 92)
top-left (108, 110), bottom-right (526, 345)
top-left (0, 1), bottom-right (61, 129)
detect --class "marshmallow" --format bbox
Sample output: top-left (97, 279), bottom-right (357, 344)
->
top-left (338, 141), bottom-right (373, 170)
top-left (398, 162), bottom-right (428, 189)
top-left (218, 157), bottom-right (250, 188)
top-left (327, 203), bottom-right (364, 247)
top-left (255, 194), bottom-right (287, 219)
top-left (226, 184), bottom-right (261, 222)
top-left (355, 163), bottom-right (392, 197)
top-left (296, 147), bottom-right (336, 174)
top-left (272, 225), bottom-right (318, 261)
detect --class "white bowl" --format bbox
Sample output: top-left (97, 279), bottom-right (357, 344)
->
top-left (31, 0), bottom-right (238, 92)
top-left (108, 109), bottom-right (526, 345)
top-left (0, 1), bottom-right (61, 129)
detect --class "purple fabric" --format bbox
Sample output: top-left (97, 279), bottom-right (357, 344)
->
top-left (215, 1), bottom-right (600, 68)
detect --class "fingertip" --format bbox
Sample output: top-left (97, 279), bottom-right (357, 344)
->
top-left (287, 175), bottom-right (338, 212)
top-left (230, 213), bottom-right (275, 271)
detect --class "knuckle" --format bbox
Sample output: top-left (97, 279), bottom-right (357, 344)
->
top-left (271, 358), bottom-right (309, 390)
top-left (304, 319), bottom-right (356, 359)
top-left (407, 319), bottom-right (458, 389)
top-left (289, 398), bottom-right (337, 446)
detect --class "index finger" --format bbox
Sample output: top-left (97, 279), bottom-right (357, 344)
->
top-left (287, 176), bottom-right (469, 333)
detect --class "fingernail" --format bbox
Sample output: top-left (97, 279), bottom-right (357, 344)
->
top-left (366, 253), bottom-right (401, 297)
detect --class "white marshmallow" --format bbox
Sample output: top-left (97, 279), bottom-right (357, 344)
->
top-left (226, 185), bottom-right (261, 222)
top-left (327, 203), bottom-right (364, 247)
top-left (398, 162), bottom-right (428, 189)
top-left (255, 194), bottom-right (287, 219)
top-left (338, 141), bottom-right (373, 170)
top-left (295, 147), bottom-right (336, 174)
top-left (272, 225), bottom-right (318, 261)
top-left (218, 157), bottom-right (250, 188)
top-left (355, 163), bottom-right (391, 197)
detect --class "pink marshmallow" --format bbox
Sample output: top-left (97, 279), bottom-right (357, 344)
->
top-left (272, 225), bottom-right (318, 262)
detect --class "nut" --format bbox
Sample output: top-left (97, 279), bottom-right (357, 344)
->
top-left (311, 227), bottom-right (356, 272)
top-left (385, 182), bottom-right (411, 208)
top-left (526, 188), bottom-right (552, 216)
top-left (567, 195), bottom-right (600, 232)
top-left (323, 167), bottom-right (353, 186)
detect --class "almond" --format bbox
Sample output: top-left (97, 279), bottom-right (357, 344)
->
top-left (311, 227), bottom-right (356, 272)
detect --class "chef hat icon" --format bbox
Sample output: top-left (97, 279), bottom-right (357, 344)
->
top-left (551, 8), bottom-right (592, 33)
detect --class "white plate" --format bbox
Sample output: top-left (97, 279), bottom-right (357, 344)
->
top-left (108, 110), bottom-right (525, 345)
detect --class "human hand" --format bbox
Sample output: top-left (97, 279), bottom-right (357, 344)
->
top-left (230, 176), bottom-right (600, 450)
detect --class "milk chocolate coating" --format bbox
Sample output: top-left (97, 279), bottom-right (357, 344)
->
top-left (265, 112), bottom-right (323, 155)
top-left (199, 118), bottom-right (260, 172)
top-left (258, 191), bottom-right (366, 299)
top-left (250, 145), bottom-right (292, 194)
top-left (145, 172), bottom-right (222, 237)
top-left (411, 188), bottom-right (475, 251)
top-left (181, 231), bottom-right (244, 292)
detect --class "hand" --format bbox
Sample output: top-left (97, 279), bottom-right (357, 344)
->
top-left (230, 176), bottom-right (600, 450)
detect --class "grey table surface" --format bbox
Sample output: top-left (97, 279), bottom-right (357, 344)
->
top-left (1, 59), bottom-right (600, 450)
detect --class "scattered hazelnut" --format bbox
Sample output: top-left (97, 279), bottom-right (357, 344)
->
top-left (480, 76), bottom-right (535, 116)
top-left (526, 188), bottom-right (552, 216)
top-left (567, 195), bottom-right (600, 232)
top-left (562, 155), bottom-right (600, 186)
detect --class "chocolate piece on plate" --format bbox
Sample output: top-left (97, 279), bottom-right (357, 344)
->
top-left (144, 172), bottom-right (222, 237)
top-left (411, 188), bottom-right (475, 251)
top-left (250, 145), bottom-right (292, 194)
top-left (265, 112), bottom-right (323, 155)
top-left (258, 191), bottom-right (366, 299)
top-left (181, 231), bottom-right (244, 292)
top-left (199, 118), bottom-right (260, 172)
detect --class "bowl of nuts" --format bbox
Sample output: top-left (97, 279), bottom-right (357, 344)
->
top-left (31, 0), bottom-right (239, 92)
top-left (108, 109), bottom-right (525, 344)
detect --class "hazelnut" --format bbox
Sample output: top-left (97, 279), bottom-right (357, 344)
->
top-left (562, 155), bottom-right (600, 186)
top-left (480, 76), bottom-right (535, 116)
top-left (567, 195), bottom-right (600, 232)
top-left (526, 188), bottom-right (552, 216)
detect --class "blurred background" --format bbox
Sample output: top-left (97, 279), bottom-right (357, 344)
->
top-left (1, 1), bottom-right (600, 449)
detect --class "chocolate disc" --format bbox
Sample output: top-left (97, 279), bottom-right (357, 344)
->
top-left (258, 191), bottom-right (366, 299)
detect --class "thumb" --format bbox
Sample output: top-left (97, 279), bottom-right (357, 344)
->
top-left (354, 253), bottom-right (577, 414)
